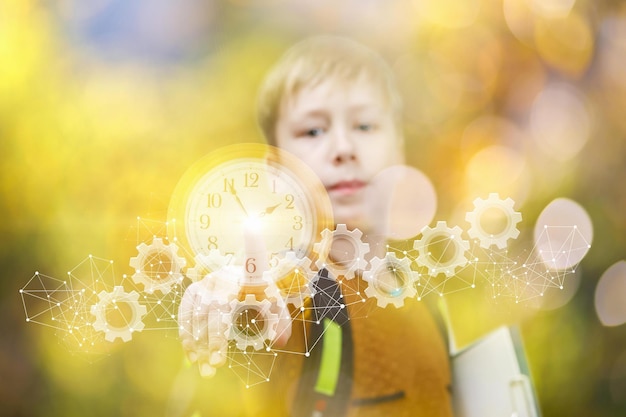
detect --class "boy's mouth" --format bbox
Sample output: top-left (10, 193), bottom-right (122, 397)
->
top-left (327, 180), bottom-right (367, 196)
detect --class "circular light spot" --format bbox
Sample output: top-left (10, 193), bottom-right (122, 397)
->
top-left (412, 0), bottom-right (481, 29)
top-left (367, 165), bottom-right (437, 240)
top-left (534, 198), bottom-right (593, 270)
top-left (465, 145), bottom-right (528, 201)
top-left (530, 83), bottom-right (591, 161)
top-left (595, 261), bottom-right (626, 327)
top-left (530, 0), bottom-right (575, 18)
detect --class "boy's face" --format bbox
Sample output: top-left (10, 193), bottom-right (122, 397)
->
top-left (274, 75), bottom-right (404, 233)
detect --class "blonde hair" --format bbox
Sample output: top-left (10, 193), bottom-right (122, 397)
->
top-left (257, 36), bottom-right (404, 145)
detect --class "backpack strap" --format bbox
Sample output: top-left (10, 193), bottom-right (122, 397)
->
top-left (292, 269), bottom-right (354, 417)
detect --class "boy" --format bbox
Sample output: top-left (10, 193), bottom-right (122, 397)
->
top-left (179, 36), bottom-right (453, 416)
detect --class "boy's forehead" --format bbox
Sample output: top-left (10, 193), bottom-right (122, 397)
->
top-left (282, 76), bottom-right (389, 115)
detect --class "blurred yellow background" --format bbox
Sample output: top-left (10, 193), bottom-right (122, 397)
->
top-left (1, 0), bottom-right (625, 415)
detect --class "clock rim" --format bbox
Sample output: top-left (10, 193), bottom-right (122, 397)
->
top-left (167, 142), bottom-right (334, 263)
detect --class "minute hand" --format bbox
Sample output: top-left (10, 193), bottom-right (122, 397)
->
top-left (227, 183), bottom-right (250, 217)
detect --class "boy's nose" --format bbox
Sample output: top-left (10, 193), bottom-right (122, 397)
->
top-left (330, 127), bottom-right (357, 165)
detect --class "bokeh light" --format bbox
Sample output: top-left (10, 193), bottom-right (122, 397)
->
top-left (595, 261), bottom-right (626, 327)
top-left (533, 198), bottom-right (593, 271)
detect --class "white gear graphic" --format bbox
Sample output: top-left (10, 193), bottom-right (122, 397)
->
top-left (465, 193), bottom-right (522, 249)
top-left (363, 253), bottom-right (418, 308)
top-left (90, 286), bottom-right (147, 342)
top-left (413, 221), bottom-right (469, 277)
top-left (264, 251), bottom-right (316, 307)
top-left (313, 224), bottom-right (369, 280)
top-left (186, 250), bottom-right (234, 282)
top-left (129, 237), bottom-right (187, 294)
top-left (223, 294), bottom-right (279, 351)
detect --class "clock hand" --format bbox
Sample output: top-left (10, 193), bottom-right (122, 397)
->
top-left (227, 183), bottom-right (250, 217)
top-left (259, 203), bottom-right (281, 217)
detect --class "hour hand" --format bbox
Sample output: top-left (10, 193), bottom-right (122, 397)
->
top-left (260, 203), bottom-right (281, 216)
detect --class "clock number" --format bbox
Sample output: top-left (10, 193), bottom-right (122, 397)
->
top-left (207, 236), bottom-right (218, 250)
top-left (285, 237), bottom-right (294, 251)
top-left (293, 215), bottom-right (303, 230)
top-left (207, 193), bottom-right (222, 208)
top-left (245, 257), bottom-right (257, 274)
top-left (223, 178), bottom-right (234, 192)
top-left (269, 253), bottom-right (279, 268)
top-left (200, 214), bottom-right (211, 229)
top-left (245, 172), bottom-right (259, 188)
top-left (285, 194), bottom-right (295, 209)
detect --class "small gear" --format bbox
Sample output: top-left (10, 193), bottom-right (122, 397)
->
top-left (466, 193), bottom-right (522, 249)
top-left (363, 253), bottom-right (418, 308)
top-left (223, 294), bottom-right (279, 351)
top-left (90, 286), bottom-right (147, 342)
top-left (313, 224), bottom-right (369, 280)
top-left (265, 251), bottom-right (316, 307)
top-left (186, 250), bottom-right (234, 282)
top-left (130, 237), bottom-right (187, 294)
top-left (413, 221), bottom-right (469, 277)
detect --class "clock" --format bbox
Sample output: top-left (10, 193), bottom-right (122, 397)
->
top-left (167, 143), bottom-right (333, 267)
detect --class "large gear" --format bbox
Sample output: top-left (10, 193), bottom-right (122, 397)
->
top-left (185, 250), bottom-right (234, 282)
top-left (465, 193), bottom-right (522, 249)
top-left (363, 253), bottom-right (419, 308)
top-left (223, 294), bottom-right (280, 351)
top-left (413, 221), bottom-right (469, 277)
top-left (129, 237), bottom-right (187, 294)
top-left (90, 286), bottom-right (147, 342)
top-left (313, 224), bottom-right (370, 280)
top-left (264, 251), bottom-right (316, 307)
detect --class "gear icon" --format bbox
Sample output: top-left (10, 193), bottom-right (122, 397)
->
top-left (313, 224), bottom-right (370, 280)
top-left (186, 250), bottom-right (234, 282)
top-left (363, 253), bottom-right (418, 308)
top-left (129, 237), bottom-right (187, 294)
top-left (90, 286), bottom-right (147, 342)
top-left (265, 251), bottom-right (316, 307)
top-left (413, 221), bottom-right (469, 277)
top-left (465, 193), bottom-right (522, 249)
top-left (223, 294), bottom-right (279, 351)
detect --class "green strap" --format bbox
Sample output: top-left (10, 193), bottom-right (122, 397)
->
top-left (314, 318), bottom-right (342, 396)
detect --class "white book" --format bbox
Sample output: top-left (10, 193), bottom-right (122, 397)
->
top-left (450, 325), bottom-right (542, 417)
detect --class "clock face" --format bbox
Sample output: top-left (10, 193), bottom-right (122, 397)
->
top-left (168, 143), bottom-right (333, 265)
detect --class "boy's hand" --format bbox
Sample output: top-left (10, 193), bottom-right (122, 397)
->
top-left (178, 275), bottom-right (232, 377)
top-left (178, 267), bottom-right (293, 378)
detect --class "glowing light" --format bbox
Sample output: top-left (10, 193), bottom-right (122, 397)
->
top-left (413, 0), bottom-right (481, 29)
top-left (533, 198), bottom-right (593, 270)
top-left (534, 10), bottom-right (594, 76)
top-left (530, 83), bottom-right (590, 161)
top-left (595, 261), bottom-right (626, 327)
top-left (366, 165), bottom-right (437, 240)
top-left (465, 145), bottom-right (528, 201)
top-left (530, 0), bottom-right (575, 19)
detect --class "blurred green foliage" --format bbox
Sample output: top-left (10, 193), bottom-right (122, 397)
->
top-left (1, 0), bottom-right (625, 415)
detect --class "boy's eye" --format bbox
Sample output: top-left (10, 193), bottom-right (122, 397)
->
top-left (356, 123), bottom-right (375, 132)
top-left (305, 128), bottom-right (325, 137)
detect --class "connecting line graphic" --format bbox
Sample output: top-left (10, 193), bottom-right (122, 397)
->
top-left (19, 194), bottom-right (593, 387)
